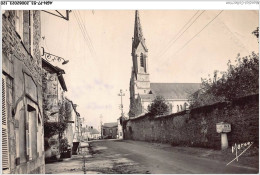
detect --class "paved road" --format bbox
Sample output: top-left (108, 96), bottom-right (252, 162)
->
top-left (90, 139), bottom-right (258, 174)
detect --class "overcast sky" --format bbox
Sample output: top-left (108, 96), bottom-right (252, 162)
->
top-left (41, 10), bottom-right (259, 129)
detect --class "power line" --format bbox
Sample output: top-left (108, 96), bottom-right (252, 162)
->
top-left (73, 11), bottom-right (95, 57)
top-left (156, 10), bottom-right (200, 58)
top-left (74, 11), bottom-right (94, 56)
top-left (73, 11), bottom-right (91, 52)
top-left (76, 11), bottom-right (97, 57)
top-left (175, 10), bottom-right (223, 54)
top-left (158, 10), bottom-right (205, 59)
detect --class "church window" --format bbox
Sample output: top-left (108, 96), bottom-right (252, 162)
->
top-left (169, 104), bottom-right (173, 113)
top-left (184, 102), bottom-right (188, 110)
top-left (140, 53), bottom-right (144, 67)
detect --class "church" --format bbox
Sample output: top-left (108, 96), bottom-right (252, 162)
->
top-left (129, 11), bottom-right (201, 118)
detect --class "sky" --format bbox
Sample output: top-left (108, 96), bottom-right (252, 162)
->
top-left (41, 10), bottom-right (259, 129)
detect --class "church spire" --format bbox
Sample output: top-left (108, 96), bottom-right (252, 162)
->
top-left (133, 10), bottom-right (148, 51)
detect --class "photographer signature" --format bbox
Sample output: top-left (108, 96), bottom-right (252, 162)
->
top-left (226, 142), bottom-right (254, 166)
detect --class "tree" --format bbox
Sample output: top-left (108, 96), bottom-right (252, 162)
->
top-left (252, 27), bottom-right (259, 42)
top-left (148, 96), bottom-right (169, 117)
top-left (44, 98), bottom-right (72, 138)
top-left (189, 52), bottom-right (259, 108)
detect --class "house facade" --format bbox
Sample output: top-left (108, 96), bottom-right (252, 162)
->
top-left (42, 59), bottom-right (68, 160)
top-left (63, 98), bottom-right (82, 154)
top-left (117, 118), bottom-right (123, 139)
top-left (102, 122), bottom-right (118, 139)
top-left (129, 11), bottom-right (200, 118)
top-left (2, 10), bottom-right (45, 173)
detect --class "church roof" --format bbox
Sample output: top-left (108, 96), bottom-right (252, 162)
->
top-left (90, 128), bottom-right (100, 134)
top-left (140, 83), bottom-right (201, 100)
top-left (103, 122), bottom-right (118, 128)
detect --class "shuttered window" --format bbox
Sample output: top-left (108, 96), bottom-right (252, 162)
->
top-left (140, 53), bottom-right (144, 67)
top-left (2, 76), bottom-right (9, 170)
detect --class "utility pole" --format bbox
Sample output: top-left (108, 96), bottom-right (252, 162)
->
top-left (100, 114), bottom-right (103, 139)
top-left (118, 89), bottom-right (125, 116)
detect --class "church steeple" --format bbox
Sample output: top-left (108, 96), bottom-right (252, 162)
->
top-left (132, 10), bottom-right (148, 52)
top-left (129, 10), bottom-right (151, 117)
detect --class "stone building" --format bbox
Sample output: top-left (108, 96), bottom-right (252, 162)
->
top-left (102, 122), bottom-right (118, 139)
top-left (42, 59), bottom-right (67, 123)
top-left (117, 117), bottom-right (124, 139)
top-left (129, 11), bottom-right (200, 118)
top-left (2, 10), bottom-right (45, 173)
top-left (63, 98), bottom-right (82, 155)
top-left (82, 126), bottom-right (101, 140)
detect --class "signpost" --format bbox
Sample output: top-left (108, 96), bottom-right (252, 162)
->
top-left (216, 122), bottom-right (231, 150)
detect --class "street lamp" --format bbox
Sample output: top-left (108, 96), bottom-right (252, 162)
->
top-left (41, 47), bottom-right (69, 65)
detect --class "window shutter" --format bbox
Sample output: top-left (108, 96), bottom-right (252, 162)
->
top-left (2, 77), bottom-right (9, 170)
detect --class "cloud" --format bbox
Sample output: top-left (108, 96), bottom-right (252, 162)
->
top-left (94, 78), bottom-right (114, 90)
top-left (86, 102), bottom-right (112, 110)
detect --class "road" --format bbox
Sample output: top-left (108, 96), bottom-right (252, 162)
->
top-left (87, 139), bottom-right (258, 174)
top-left (45, 139), bottom-right (258, 174)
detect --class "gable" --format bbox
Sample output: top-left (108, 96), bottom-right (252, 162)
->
top-left (136, 40), bottom-right (148, 53)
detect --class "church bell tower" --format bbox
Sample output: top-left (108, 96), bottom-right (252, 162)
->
top-left (130, 10), bottom-right (150, 102)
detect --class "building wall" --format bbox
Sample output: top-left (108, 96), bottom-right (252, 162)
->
top-left (117, 119), bottom-right (123, 139)
top-left (124, 94), bottom-right (259, 149)
top-left (103, 126), bottom-right (118, 139)
top-left (2, 10), bottom-right (45, 174)
top-left (42, 70), bottom-right (60, 122)
top-left (138, 98), bottom-right (188, 116)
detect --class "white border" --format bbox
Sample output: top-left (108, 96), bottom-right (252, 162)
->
top-left (1, 1), bottom-right (259, 10)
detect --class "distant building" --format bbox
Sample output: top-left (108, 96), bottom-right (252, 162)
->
top-left (2, 10), bottom-right (45, 173)
top-left (117, 117), bottom-right (124, 139)
top-left (82, 126), bottom-right (101, 140)
top-left (102, 122), bottom-right (118, 139)
top-left (129, 11), bottom-right (200, 118)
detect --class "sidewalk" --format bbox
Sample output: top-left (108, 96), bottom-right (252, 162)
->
top-left (124, 140), bottom-right (259, 170)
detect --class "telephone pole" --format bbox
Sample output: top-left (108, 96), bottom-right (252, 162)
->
top-left (118, 89), bottom-right (125, 116)
top-left (100, 114), bottom-right (103, 139)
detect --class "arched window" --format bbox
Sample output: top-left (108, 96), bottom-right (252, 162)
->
top-left (177, 105), bottom-right (179, 112)
top-left (169, 104), bottom-right (173, 113)
top-left (184, 102), bottom-right (188, 110)
top-left (180, 105), bottom-right (183, 111)
top-left (140, 53), bottom-right (144, 67)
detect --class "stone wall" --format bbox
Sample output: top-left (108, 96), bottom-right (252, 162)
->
top-left (124, 94), bottom-right (259, 149)
top-left (42, 69), bottom-right (60, 122)
top-left (2, 10), bottom-right (45, 174)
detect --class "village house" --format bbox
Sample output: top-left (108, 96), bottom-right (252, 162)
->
top-left (82, 126), bottom-right (101, 140)
top-left (42, 59), bottom-right (68, 160)
top-left (63, 98), bottom-right (82, 155)
top-left (129, 11), bottom-right (200, 118)
top-left (102, 122), bottom-right (118, 139)
top-left (117, 117), bottom-right (124, 139)
top-left (2, 10), bottom-right (45, 173)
